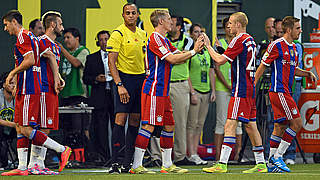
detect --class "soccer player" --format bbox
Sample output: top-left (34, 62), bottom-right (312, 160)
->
top-left (1, 10), bottom-right (71, 176)
top-left (129, 9), bottom-right (204, 174)
top-left (26, 11), bottom-right (65, 175)
top-left (202, 12), bottom-right (267, 173)
top-left (255, 16), bottom-right (316, 173)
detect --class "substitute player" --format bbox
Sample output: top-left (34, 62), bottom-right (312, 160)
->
top-left (129, 9), bottom-right (204, 174)
top-left (255, 16), bottom-right (316, 173)
top-left (26, 11), bottom-right (65, 175)
top-left (1, 10), bottom-right (70, 176)
top-left (202, 12), bottom-right (267, 173)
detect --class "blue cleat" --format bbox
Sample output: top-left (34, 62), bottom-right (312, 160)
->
top-left (267, 165), bottom-right (284, 173)
top-left (269, 156), bottom-right (291, 172)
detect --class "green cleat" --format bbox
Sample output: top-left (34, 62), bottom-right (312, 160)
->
top-left (202, 163), bottom-right (227, 173)
top-left (160, 164), bottom-right (188, 174)
top-left (243, 163), bottom-right (268, 173)
top-left (129, 166), bottom-right (156, 174)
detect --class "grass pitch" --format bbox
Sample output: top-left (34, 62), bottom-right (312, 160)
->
top-left (1, 164), bottom-right (320, 180)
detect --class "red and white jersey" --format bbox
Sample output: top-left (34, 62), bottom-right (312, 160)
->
top-left (143, 32), bottom-right (178, 96)
top-left (39, 35), bottom-right (61, 94)
top-left (222, 33), bottom-right (257, 98)
top-left (262, 37), bottom-right (299, 94)
top-left (14, 28), bottom-right (42, 95)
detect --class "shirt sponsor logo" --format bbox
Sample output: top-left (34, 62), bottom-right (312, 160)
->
top-left (32, 66), bottom-right (41, 72)
top-left (281, 59), bottom-right (296, 66)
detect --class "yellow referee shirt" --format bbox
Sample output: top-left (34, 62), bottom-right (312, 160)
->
top-left (106, 24), bottom-right (147, 74)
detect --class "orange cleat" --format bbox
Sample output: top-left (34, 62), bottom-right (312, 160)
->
top-left (58, 146), bottom-right (72, 172)
top-left (1, 169), bottom-right (29, 176)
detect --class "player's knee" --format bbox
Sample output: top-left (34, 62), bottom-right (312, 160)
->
top-left (163, 125), bottom-right (174, 132)
top-left (141, 124), bottom-right (155, 133)
top-left (290, 118), bottom-right (302, 132)
top-left (41, 129), bottom-right (50, 135)
top-left (115, 113), bottom-right (128, 126)
top-left (128, 113), bottom-right (140, 127)
top-left (20, 126), bottom-right (33, 137)
top-left (224, 119), bottom-right (238, 133)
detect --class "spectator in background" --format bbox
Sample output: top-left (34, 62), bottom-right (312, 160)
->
top-left (83, 30), bottom-right (114, 163)
top-left (59, 27), bottom-right (90, 147)
top-left (29, 18), bottom-right (44, 37)
top-left (274, 19), bottom-right (284, 39)
top-left (186, 23), bottom-right (215, 165)
top-left (106, 3), bottom-right (147, 174)
top-left (0, 72), bottom-right (15, 170)
top-left (265, 17), bottom-right (275, 42)
top-left (214, 17), bottom-right (242, 162)
top-left (167, 15), bottom-right (195, 166)
top-left (256, 17), bottom-right (275, 65)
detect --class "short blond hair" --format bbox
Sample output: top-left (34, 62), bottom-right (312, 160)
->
top-left (150, 9), bottom-right (169, 28)
top-left (231, 12), bottom-right (248, 27)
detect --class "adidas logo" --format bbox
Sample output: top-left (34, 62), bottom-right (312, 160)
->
top-left (240, 112), bottom-right (244, 116)
top-left (285, 51), bottom-right (289, 55)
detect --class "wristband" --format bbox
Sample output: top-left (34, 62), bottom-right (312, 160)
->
top-left (190, 49), bottom-right (196, 56)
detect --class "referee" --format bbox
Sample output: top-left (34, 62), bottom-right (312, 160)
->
top-left (106, 3), bottom-right (147, 174)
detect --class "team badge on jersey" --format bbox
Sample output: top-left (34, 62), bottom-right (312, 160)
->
top-left (290, 49), bottom-right (294, 57)
top-left (48, 118), bottom-right (53, 125)
top-left (292, 108), bottom-right (298, 115)
top-left (157, 115), bottom-right (163, 122)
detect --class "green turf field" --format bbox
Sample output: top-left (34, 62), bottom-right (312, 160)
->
top-left (1, 164), bottom-right (320, 179)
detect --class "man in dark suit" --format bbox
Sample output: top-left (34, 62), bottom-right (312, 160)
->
top-left (83, 30), bottom-right (114, 163)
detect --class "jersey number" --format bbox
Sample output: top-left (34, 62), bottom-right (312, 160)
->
top-left (246, 46), bottom-right (256, 77)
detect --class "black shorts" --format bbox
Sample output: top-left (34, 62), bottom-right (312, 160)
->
top-left (113, 71), bottom-right (145, 114)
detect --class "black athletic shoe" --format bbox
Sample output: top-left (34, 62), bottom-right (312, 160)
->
top-left (109, 163), bottom-right (120, 174)
top-left (174, 157), bottom-right (196, 166)
top-left (121, 163), bottom-right (132, 173)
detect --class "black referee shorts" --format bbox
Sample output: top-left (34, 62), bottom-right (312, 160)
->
top-left (113, 71), bottom-right (145, 114)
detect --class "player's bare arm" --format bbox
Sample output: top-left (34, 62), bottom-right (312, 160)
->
top-left (42, 50), bottom-right (61, 93)
top-left (295, 67), bottom-right (317, 82)
top-left (58, 73), bottom-right (65, 90)
top-left (0, 119), bottom-right (15, 128)
top-left (165, 35), bottom-right (204, 64)
top-left (202, 33), bottom-right (228, 65)
top-left (6, 52), bottom-right (35, 87)
top-left (254, 63), bottom-right (267, 86)
top-left (108, 51), bottom-right (130, 104)
top-left (209, 68), bottom-right (216, 102)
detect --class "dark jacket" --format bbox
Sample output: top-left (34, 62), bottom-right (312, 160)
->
top-left (83, 50), bottom-right (113, 109)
